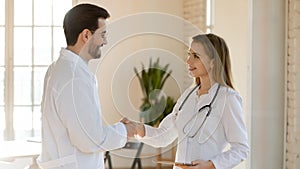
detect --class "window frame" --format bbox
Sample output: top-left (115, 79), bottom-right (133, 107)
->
top-left (2, 0), bottom-right (76, 141)
top-left (206, 0), bottom-right (214, 33)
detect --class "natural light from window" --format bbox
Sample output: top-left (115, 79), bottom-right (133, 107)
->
top-left (206, 0), bottom-right (214, 33)
top-left (1, 0), bottom-right (72, 141)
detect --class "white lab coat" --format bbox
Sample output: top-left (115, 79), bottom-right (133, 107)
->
top-left (138, 83), bottom-right (249, 169)
top-left (38, 48), bottom-right (127, 169)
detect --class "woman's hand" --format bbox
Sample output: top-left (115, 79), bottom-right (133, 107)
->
top-left (175, 160), bottom-right (215, 169)
top-left (120, 117), bottom-right (145, 137)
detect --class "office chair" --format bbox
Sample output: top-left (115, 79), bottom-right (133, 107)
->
top-left (104, 142), bottom-right (144, 169)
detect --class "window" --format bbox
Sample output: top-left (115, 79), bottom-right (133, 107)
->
top-left (206, 0), bottom-right (214, 33)
top-left (1, 0), bottom-right (73, 141)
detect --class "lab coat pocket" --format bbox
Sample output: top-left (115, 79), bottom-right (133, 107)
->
top-left (197, 105), bottom-right (225, 144)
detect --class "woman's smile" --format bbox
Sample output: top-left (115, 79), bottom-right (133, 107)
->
top-left (188, 67), bottom-right (197, 72)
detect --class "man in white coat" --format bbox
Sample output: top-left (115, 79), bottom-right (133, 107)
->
top-left (38, 4), bottom-right (135, 169)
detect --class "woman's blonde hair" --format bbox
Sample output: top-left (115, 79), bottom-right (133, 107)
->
top-left (192, 33), bottom-right (234, 89)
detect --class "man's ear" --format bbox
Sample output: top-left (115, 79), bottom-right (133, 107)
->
top-left (81, 29), bottom-right (90, 42)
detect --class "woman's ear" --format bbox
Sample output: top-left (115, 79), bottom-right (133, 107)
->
top-left (210, 59), bottom-right (215, 69)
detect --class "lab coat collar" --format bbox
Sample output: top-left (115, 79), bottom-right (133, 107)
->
top-left (207, 83), bottom-right (219, 94)
top-left (60, 48), bottom-right (89, 68)
top-left (60, 48), bottom-right (88, 64)
top-left (196, 83), bottom-right (220, 102)
top-left (59, 48), bottom-right (95, 80)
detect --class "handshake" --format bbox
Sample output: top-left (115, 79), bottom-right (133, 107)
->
top-left (120, 117), bottom-right (145, 138)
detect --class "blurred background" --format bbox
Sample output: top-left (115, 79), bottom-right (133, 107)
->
top-left (0, 0), bottom-right (299, 169)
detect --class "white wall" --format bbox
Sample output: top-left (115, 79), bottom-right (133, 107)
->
top-left (215, 0), bottom-right (288, 169)
top-left (214, 0), bottom-right (250, 168)
top-left (251, 0), bottom-right (286, 168)
top-left (84, 0), bottom-right (186, 124)
top-left (80, 0), bottom-right (186, 167)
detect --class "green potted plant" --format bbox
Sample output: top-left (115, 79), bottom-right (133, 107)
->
top-left (134, 58), bottom-right (176, 127)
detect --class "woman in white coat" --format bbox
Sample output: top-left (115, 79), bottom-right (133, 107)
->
top-left (126, 33), bottom-right (249, 169)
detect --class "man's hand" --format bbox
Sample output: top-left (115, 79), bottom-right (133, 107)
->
top-left (120, 117), bottom-right (145, 137)
top-left (123, 121), bottom-right (136, 138)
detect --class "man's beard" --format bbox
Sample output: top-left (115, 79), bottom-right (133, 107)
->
top-left (88, 44), bottom-right (102, 59)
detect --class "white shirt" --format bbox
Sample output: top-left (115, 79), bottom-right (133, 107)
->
top-left (38, 48), bottom-right (127, 169)
top-left (138, 83), bottom-right (249, 169)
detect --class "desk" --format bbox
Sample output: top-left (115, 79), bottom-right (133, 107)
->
top-left (0, 141), bottom-right (41, 169)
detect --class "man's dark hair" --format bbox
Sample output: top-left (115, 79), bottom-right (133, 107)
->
top-left (63, 3), bottom-right (110, 46)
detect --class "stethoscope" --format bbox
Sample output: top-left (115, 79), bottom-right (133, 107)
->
top-left (177, 83), bottom-right (221, 138)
